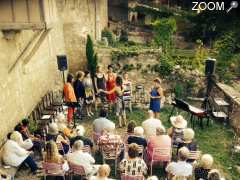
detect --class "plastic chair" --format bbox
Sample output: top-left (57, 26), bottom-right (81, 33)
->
top-left (69, 162), bottom-right (86, 180)
top-left (148, 147), bottom-right (172, 175)
top-left (121, 174), bottom-right (144, 180)
top-left (42, 162), bottom-right (66, 180)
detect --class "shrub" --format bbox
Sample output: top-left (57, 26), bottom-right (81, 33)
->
top-left (86, 35), bottom-right (98, 77)
top-left (101, 28), bottom-right (114, 45)
top-left (153, 18), bottom-right (177, 50)
top-left (174, 83), bottom-right (184, 99)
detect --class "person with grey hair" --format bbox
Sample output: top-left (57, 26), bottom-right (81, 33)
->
top-left (70, 125), bottom-right (93, 148)
top-left (142, 110), bottom-right (162, 137)
top-left (147, 125), bottom-right (171, 162)
top-left (67, 140), bottom-right (99, 176)
top-left (127, 126), bottom-right (147, 148)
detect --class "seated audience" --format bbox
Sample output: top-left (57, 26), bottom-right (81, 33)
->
top-left (89, 164), bottom-right (111, 180)
top-left (3, 132), bottom-right (38, 174)
top-left (93, 109), bottom-right (115, 134)
top-left (166, 147), bottom-right (192, 179)
top-left (10, 131), bottom-right (33, 150)
top-left (44, 140), bottom-right (69, 172)
top-left (142, 110), bottom-right (162, 137)
top-left (178, 128), bottom-right (197, 162)
top-left (123, 120), bottom-right (137, 143)
top-left (127, 120), bottom-right (137, 136)
top-left (67, 140), bottom-right (98, 176)
top-left (70, 125), bottom-right (93, 148)
top-left (55, 113), bottom-right (74, 138)
top-left (168, 115), bottom-right (187, 147)
top-left (147, 125), bottom-right (171, 162)
top-left (127, 126), bottom-right (147, 148)
top-left (208, 169), bottom-right (225, 180)
top-left (46, 122), bottom-right (70, 154)
top-left (44, 140), bottom-right (65, 163)
top-left (195, 154), bottom-right (214, 180)
top-left (120, 143), bottom-right (147, 175)
top-left (97, 126), bottom-right (123, 153)
top-left (16, 119), bottom-right (43, 156)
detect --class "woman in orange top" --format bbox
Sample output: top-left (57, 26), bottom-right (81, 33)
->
top-left (63, 73), bottom-right (77, 125)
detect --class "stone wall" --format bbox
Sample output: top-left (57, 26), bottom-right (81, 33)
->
top-left (56, 0), bottom-right (108, 73)
top-left (0, 0), bottom-right (65, 141)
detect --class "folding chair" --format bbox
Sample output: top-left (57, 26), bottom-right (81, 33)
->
top-left (188, 150), bottom-right (201, 162)
top-left (69, 162), bottom-right (86, 180)
top-left (121, 174), bottom-right (144, 180)
top-left (42, 162), bottom-right (66, 180)
top-left (148, 147), bottom-right (172, 175)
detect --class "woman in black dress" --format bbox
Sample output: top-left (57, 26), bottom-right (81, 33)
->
top-left (73, 71), bottom-right (85, 116)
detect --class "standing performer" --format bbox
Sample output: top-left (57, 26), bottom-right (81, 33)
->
top-left (83, 71), bottom-right (95, 117)
top-left (106, 65), bottom-right (116, 107)
top-left (123, 72), bottom-right (132, 112)
top-left (100, 76), bottom-right (127, 128)
top-left (74, 71), bottom-right (85, 117)
top-left (63, 74), bottom-right (77, 126)
top-left (94, 65), bottom-right (106, 105)
top-left (149, 78), bottom-right (164, 119)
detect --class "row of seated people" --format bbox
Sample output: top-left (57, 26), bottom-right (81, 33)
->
top-left (1, 108), bottom-right (225, 180)
top-left (42, 109), bottom-right (225, 179)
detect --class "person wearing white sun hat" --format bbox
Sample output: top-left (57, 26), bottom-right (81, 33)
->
top-left (168, 115), bottom-right (187, 147)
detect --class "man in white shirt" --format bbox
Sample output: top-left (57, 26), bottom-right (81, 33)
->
top-left (166, 147), bottom-right (193, 178)
top-left (93, 109), bottom-right (115, 134)
top-left (142, 110), bottom-right (162, 137)
top-left (67, 140), bottom-right (99, 175)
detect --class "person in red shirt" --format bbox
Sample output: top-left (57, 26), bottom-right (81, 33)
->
top-left (63, 73), bottom-right (77, 125)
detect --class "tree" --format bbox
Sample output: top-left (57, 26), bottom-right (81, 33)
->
top-left (153, 18), bottom-right (177, 51)
top-left (86, 35), bottom-right (98, 77)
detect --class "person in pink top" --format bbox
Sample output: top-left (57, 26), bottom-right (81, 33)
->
top-left (147, 125), bottom-right (172, 162)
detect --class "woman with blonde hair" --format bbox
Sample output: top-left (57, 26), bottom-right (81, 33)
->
top-left (89, 164), bottom-right (111, 180)
top-left (44, 140), bottom-right (64, 164)
top-left (194, 154), bottom-right (214, 180)
top-left (83, 71), bottom-right (95, 117)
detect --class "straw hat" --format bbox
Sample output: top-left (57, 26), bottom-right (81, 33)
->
top-left (200, 154), bottom-right (214, 169)
top-left (134, 126), bottom-right (144, 137)
top-left (183, 128), bottom-right (195, 142)
top-left (170, 115), bottom-right (187, 129)
top-left (48, 122), bottom-right (59, 135)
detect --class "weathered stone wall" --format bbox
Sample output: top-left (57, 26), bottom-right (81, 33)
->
top-left (56, 0), bottom-right (108, 73)
top-left (0, 0), bottom-right (65, 142)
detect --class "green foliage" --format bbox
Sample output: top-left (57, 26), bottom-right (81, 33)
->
top-left (28, 120), bottom-right (38, 133)
top-left (134, 5), bottom-right (173, 19)
top-left (153, 18), bottom-right (177, 50)
top-left (119, 29), bottom-right (128, 42)
top-left (213, 32), bottom-right (240, 82)
top-left (193, 39), bottom-right (208, 70)
top-left (101, 28), bottom-right (115, 45)
top-left (86, 35), bottom-right (98, 77)
top-left (174, 83), bottom-right (184, 98)
top-left (153, 53), bottom-right (174, 77)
